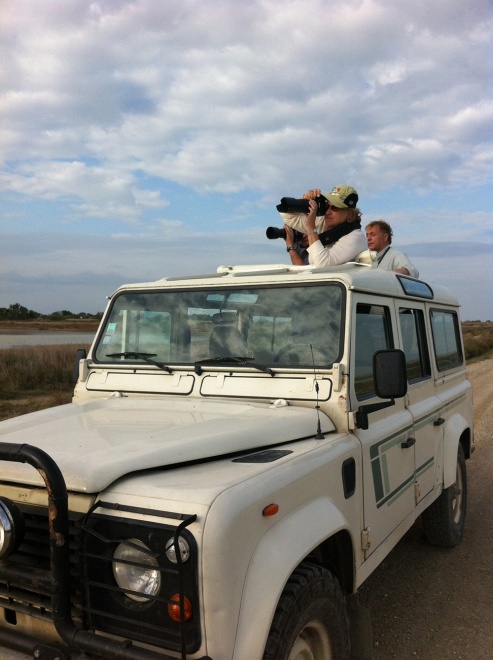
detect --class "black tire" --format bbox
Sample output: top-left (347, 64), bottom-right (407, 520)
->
top-left (422, 443), bottom-right (467, 547)
top-left (263, 562), bottom-right (350, 660)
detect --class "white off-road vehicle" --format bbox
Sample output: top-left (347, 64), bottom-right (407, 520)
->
top-left (0, 262), bottom-right (473, 660)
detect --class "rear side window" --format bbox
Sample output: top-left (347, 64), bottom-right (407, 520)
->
top-left (399, 308), bottom-right (431, 382)
top-left (355, 303), bottom-right (393, 399)
top-left (430, 309), bottom-right (463, 371)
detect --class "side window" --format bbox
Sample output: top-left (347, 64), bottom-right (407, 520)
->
top-left (355, 303), bottom-right (393, 399)
top-left (430, 309), bottom-right (463, 371)
top-left (399, 308), bottom-right (431, 382)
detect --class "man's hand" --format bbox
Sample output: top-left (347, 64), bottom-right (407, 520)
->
top-left (283, 224), bottom-right (295, 245)
top-left (284, 224), bottom-right (305, 265)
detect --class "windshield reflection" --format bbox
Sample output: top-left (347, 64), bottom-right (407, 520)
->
top-left (94, 284), bottom-right (344, 368)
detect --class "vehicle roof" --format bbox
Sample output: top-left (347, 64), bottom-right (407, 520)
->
top-left (109, 263), bottom-right (460, 308)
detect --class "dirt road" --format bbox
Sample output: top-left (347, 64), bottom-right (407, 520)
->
top-left (358, 358), bottom-right (493, 659)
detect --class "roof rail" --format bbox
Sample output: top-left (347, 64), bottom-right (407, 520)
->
top-left (217, 264), bottom-right (312, 276)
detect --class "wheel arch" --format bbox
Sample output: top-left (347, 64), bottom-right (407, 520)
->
top-left (459, 426), bottom-right (472, 460)
top-left (443, 413), bottom-right (472, 487)
top-left (307, 528), bottom-right (354, 594)
top-left (231, 497), bottom-right (355, 660)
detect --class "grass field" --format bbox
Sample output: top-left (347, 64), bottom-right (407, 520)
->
top-left (0, 320), bottom-right (99, 333)
top-left (461, 321), bottom-right (493, 361)
top-left (0, 322), bottom-right (491, 422)
top-left (0, 344), bottom-right (90, 421)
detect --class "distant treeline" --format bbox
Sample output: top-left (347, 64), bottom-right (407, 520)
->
top-left (0, 303), bottom-right (102, 322)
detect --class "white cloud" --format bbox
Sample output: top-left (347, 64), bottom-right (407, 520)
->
top-left (0, 160), bottom-right (169, 222)
top-left (0, 0), bottom-right (492, 317)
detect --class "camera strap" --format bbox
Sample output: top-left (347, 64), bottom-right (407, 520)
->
top-left (376, 246), bottom-right (391, 265)
top-left (318, 220), bottom-right (361, 247)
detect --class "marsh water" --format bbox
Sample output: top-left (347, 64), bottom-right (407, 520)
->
top-left (0, 333), bottom-right (95, 349)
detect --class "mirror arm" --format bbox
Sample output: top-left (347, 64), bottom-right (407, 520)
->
top-left (356, 399), bottom-right (395, 430)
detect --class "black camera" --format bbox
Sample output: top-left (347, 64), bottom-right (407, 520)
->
top-left (275, 195), bottom-right (329, 215)
top-left (266, 226), bottom-right (287, 240)
top-left (266, 226), bottom-right (304, 241)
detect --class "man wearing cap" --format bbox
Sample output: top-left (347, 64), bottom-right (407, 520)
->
top-left (365, 220), bottom-right (419, 277)
top-left (280, 185), bottom-right (367, 267)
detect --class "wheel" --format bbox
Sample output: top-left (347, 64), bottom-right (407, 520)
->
top-left (263, 563), bottom-right (350, 660)
top-left (422, 443), bottom-right (467, 547)
top-left (274, 343), bottom-right (326, 364)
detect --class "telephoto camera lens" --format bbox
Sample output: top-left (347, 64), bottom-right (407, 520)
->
top-left (266, 227), bottom-right (305, 241)
top-left (275, 196), bottom-right (328, 215)
top-left (266, 227), bottom-right (287, 240)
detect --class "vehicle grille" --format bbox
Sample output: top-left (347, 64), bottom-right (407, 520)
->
top-left (0, 444), bottom-right (204, 660)
top-left (0, 504), bottom-right (84, 625)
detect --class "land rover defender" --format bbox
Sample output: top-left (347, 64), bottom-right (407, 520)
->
top-left (0, 262), bottom-right (473, 659)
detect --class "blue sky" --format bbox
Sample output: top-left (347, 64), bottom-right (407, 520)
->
top-left (1, 0), bottom-right (492, 320)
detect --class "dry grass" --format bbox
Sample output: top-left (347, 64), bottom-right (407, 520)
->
top-left (0, 392), bottom-right (73, 422)
top-left (0, 344), bottom-right (89, 421)
top-left (0, 320), bottom-right (99, 333)
top-left (0, 344), bottom-right (88, 393)
top-left (462, 321), bottom-right (493, 361)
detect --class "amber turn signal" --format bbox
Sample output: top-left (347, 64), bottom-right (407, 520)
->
top-left (168, 594), bottom-right (192, 622)
top-left (262, 503), bottom-right (279, 517)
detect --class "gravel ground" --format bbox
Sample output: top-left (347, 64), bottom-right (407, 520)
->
top-left (358, 358), bottom-right (493, 660)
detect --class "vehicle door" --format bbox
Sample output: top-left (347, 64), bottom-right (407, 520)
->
top-left (428, 307), bottom-right (473, 471)
top-left (351, 300), bottom-right (416, 556)
top-left (397, 305), bottom-right (443, 503)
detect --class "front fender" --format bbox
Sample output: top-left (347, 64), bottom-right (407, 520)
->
top-left (232, 497), bottom-right (352, 660)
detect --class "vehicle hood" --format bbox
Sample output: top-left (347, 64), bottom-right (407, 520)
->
top-left (0, 397), bottom-right (335, 493)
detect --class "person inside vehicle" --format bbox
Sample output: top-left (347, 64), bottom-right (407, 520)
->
top-left (365, 220), bottom-right (419, 277)
top-left (280, 185), bottom-right (367, 267)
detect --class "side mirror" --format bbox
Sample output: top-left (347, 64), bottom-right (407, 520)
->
top-left (73, 348), bottom-right (87, 383)
top-left (356, 349), bottom-right (407, 430)
top-left (374, 350), bottom-right (407, 399)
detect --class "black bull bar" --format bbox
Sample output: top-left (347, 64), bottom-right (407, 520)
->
top-left (0, 443), bottom-right (211, 660)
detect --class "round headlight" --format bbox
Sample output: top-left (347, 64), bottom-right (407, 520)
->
top-left (165, 536), bottom-right (190, 564)
top-left (0, 497), bottom-right (25, 559)
top-left (113, 539), bottom-right (161, 603)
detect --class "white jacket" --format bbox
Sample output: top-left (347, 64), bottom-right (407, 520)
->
top-left (280, 211), bottom-right (367, 267)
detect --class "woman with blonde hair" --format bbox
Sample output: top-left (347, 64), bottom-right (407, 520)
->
top-left (279, 184), bottom-right (367, 267)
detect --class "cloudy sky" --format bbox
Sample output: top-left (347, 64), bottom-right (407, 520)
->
top-left (1, 0), bottom-right (492, 319)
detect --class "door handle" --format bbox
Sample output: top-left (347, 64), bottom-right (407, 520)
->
top-left (401, 437), bottom-right (416, 449)
top-left (433, 417), bottom-right (445, 426)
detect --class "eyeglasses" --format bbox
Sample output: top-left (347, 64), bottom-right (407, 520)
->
top-left (326, 204), bottom-right (344, 212)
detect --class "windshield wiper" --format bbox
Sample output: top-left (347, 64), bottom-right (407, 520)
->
top-left (194, 356), bottom-right (274, 376)
top-left (105, 351), bottom-right (172, 373)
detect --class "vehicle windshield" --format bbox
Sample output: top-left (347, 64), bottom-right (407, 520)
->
top-left (94, 283), bottom-right (344, 368)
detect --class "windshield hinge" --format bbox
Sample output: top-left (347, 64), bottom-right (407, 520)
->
top-left (332, 362), bottom-right (343, 391)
